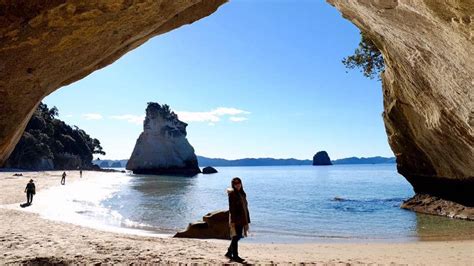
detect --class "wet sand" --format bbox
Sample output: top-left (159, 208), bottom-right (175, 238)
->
top-left (1, 171), bottom-right (473, 265)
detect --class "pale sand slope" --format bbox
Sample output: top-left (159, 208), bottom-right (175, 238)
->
top-left (0, 171), bottom-right (473, 265)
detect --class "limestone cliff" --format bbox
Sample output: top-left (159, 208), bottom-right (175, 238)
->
top-left (0, 0), bottom-right (227, 166)
top-left (328, 0), bottom-right (474, 205)
top-left (126, 103), bottom-right (201, 176)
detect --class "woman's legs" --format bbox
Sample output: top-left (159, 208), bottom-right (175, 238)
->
top-left (26, 192), bottom-right (33, 204)
top-left (229, 224), bottom-right (243, 259)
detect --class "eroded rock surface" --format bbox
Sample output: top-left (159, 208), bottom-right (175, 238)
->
top-left (401, 194), bottom-right (474, 221)
top-left (328, 0), bottom-right (474, 206)
top-left (174, 210), bottom-right (230, 239)
top-left (0, 0), bottom-right (226, 166)
top-left (126, 103), bottom-right (201, 176)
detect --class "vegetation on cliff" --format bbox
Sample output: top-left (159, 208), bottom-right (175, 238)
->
top-left (342, 32), bottom-right (384, 79)
top-left (5, 103), bottom-right (105, 170)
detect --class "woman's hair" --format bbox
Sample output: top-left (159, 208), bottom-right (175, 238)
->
top-left (231, 177), bottom-right (246, 197)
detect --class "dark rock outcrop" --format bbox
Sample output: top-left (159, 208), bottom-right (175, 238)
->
top-left (174, 210), bottom-right (230, 239)
top-left (126, 103), bottom-right (201, 176)
top-left (328, 1), bottom-right (474, 207)
top-left (0, 0), bottom-right (227, 166)
top-left (401, 194), bottom-right (474, 221)
top-left (202, 166), bottom-right (218, 174)
top-left (312, 151), bottom-right (332, 166)
top-left (6, 158), bottom-right (54, 171)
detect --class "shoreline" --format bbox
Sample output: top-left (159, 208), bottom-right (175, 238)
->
top-left (1, 171), bottom-right (473, 264)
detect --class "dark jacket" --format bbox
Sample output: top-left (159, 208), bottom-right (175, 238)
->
top-left (25, 183), bottom-right (35, 194)
top-left (228, 189), bottom-right (250, 226)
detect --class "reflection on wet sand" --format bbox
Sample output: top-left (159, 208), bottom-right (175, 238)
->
top-left (415, 213), bottom-right (474, 241)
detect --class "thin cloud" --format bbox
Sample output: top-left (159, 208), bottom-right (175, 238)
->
top-left (229, 116), bottom-right (248, 122)
top-left (176, 107), bottom-right (250, 123)
top-left (82, 113), bottom-right (103, 120)
top-left (211, 107), bottom-right (250, 116)
top-left (110, 114), bottom-right (145, 125)
top-left (110, 107), bottom-right (250, 126)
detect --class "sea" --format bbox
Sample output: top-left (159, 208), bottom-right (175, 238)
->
top-left (33, 164), bottom-right (474, 243)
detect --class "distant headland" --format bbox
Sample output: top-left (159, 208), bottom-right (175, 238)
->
top-left (93, 155), bottom-right (395, 168)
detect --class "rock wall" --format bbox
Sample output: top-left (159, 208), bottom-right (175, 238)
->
top-left (328, 0), bottom-right (474, 205)
top-left (126, 103), bottom-right (201, 176)
top-left (0, 0), bottom-right (227, 166)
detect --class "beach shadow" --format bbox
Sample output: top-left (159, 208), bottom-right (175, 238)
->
top-left (20, 203), bottom-right (31, 208)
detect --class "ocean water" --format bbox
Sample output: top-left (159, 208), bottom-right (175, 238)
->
top-left (36, 165), bottom-right (474, 242)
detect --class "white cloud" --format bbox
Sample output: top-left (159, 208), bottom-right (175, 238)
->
top-left (110, 114), bottom-right (145, 125)
top-left (229, 116), bottom-right (248, 122)
top-left (82, 113), bottom-right (103, 120)
top-left (109, 107), bottom-right (250, 126)
top-left (211, 107), bottom-right (250, 116)
top-left (176, 111), bottom-right (221, 123)
top-left (176, 107), bottom-right (250, 123)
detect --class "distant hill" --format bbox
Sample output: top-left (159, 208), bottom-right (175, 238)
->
top-left (93, 156), bottom-right (395, 168)
top-left (197, 156), bottom-right (312, 166)
top-left (92, 159), bottom-right (128, 168)
top-left (332, 156), bottom-right (396, 164)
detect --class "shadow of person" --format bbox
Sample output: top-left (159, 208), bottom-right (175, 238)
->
top-left (20, 203), bottom-right (31, 208)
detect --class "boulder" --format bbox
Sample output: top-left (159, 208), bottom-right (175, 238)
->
top-left (312, 151), bottom-right (332, 166)
top-left (328, 1), bottom-right (474, 207)
top-left (126, 103), bottom-right (201, 176)
top-left (202, 166), bottom-right (218, 174)
top-left (174, 210), bottom-right (230, 239)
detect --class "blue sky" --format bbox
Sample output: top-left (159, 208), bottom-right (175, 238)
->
top-left (44, 0), bottom-right (393, 160)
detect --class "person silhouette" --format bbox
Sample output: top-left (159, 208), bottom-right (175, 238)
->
top-left (24, 179), bottom-right (35, 205)
top-left (61, 172), bottom-right (66, 185)
top-left (79, 169), bottom-right (82, 178)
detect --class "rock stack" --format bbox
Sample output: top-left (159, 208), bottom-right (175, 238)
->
top-left (312, 151), bottom-right (332, 166)
top-left (126, 102), bottom-right (201, 176)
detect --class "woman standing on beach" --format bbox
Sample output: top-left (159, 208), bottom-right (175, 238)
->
top-left (225, 177), bottom-right (250, 263)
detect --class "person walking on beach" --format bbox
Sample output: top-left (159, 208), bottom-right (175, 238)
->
top-left (79, 169), bottom-right (82, 178)
top-left (24, 179), bottom-right (35, 205)
top-left (61, 171), bottom-right (66, 185)
top-left (225, 177), bottom-right (250, 263)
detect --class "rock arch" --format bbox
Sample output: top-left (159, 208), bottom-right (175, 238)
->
top-left (1, 0), bottom-right (473, 205)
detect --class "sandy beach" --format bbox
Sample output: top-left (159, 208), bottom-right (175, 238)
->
top-left (1, 171), bottom-right (473, 265)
